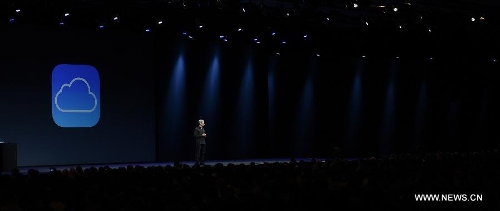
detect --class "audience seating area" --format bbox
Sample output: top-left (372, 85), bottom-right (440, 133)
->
top-left (1, 151), bottom-right (499, 211)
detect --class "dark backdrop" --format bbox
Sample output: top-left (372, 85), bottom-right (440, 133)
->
top-left (154, 34), bottom-right (499, 161)
top-left (1, 23), bottom-right (498, 167)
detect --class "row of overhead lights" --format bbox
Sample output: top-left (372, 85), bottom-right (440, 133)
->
top-left (4, 8), bottom-right (498, 62)
top-left (3, 7), bottom-right (492, 36)
top-left (7, 10), bottom-right (437, 38)
top-left (6, 3), bottom-right (490, 29)
top-left (6, 4), bottom-right (491, 31)
top-left (239, 2), bottom-right (490, 23)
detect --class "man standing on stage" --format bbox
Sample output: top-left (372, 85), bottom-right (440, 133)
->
top-left (193, 119), bottom-right (207, 165)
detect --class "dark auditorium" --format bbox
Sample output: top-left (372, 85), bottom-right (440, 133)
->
top-left (0, 0), bottom-right (499, 210)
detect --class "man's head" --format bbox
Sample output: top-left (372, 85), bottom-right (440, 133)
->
top-left (198, 119), bottom-right (205, 127)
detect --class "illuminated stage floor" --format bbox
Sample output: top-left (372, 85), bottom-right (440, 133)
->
top-left (10, 158), bottom-right (325, 175)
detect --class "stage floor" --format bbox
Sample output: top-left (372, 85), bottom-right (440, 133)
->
top-left (7, 158), bottom-right (325, 175)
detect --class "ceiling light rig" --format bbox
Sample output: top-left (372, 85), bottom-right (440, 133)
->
top-left (2, 2), bottom-right (498, 61)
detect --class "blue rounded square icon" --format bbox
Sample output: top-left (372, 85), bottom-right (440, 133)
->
top-left (52, 64), bottom-right (100, 127)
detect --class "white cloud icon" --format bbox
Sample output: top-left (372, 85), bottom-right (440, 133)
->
top-left (55, 77), bottom-right (98, 113)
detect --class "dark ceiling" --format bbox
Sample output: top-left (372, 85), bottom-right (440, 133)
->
top-left (1, 0), bottom-right (499, 60)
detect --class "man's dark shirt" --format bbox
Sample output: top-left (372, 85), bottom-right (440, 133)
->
top-left (194, 126), bottom-right (206, 144)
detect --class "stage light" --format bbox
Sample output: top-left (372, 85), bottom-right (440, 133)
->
top-left (158, 21), bottom-right (163, 25)
top-left (480, 16), bottom-right (485, 21)
top-left (99, 24), bottom-right (104, 29)
top-left (276, 52), bottom-right (280, 56)
top-left (429, 57), bottom-right (433, 60)
top-left (198, 25), bottom-right (203, 28)
top-left (399, 25), bottom-right (402, 29)
top-left (182, 31), bottom-right (187, 36)
top-left (396, 56), bottom-right (400, 59)
top-left (281, 41), bottom-right (286, 44)
top-left (242, 7), bottom-right (246, 13)
top-left (145, 28), bottom-right (150, 32)
top-left (428, 28), bottom-right (432, 33)
top-left (254, 38), bottom-right (258, 42)
top-left (362, 55), bottom-right (366, 58)
top-left (353, 3), bottom-right (358, 8)
top-left (471, 17), bottom-right (475, 22)
top-left (64, 13), bottom-right (70, 17)
top-left (286, 13), bottom-right (290, 17)
top-left (188, 35), bottom-right (194, 39)
top-left (59, 22), bottom-right (65, 26)
top-left (326, 18), bottom-right (330, 21)
top-left (316, 54), bottom-right (320, 57)
top-left (393, 8), bottom-right (398, 12)
top-left (303, 34), bottom-right (308, 39)
top-left (9, 18), bottom-right (14, 22)
top-left (365, 22), bottom-right (369, 26)
top-left (493, 59), bottom-right (498, 63)
top-left (271, 32), bottom-right (276, 36)
top-left (219, 35), bottom-right (225, 39)
top-left (237, 27), bottom-right (243, 32)
top-left (15, 9), bottom-right (21, 13)
top-left (223, 38), bottom-right (228, 42)
top-left (113, 16), bottom-right (119, 21)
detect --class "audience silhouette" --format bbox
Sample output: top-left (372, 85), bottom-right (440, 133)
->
top-left (0, 150), bottom-right (498, 211)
